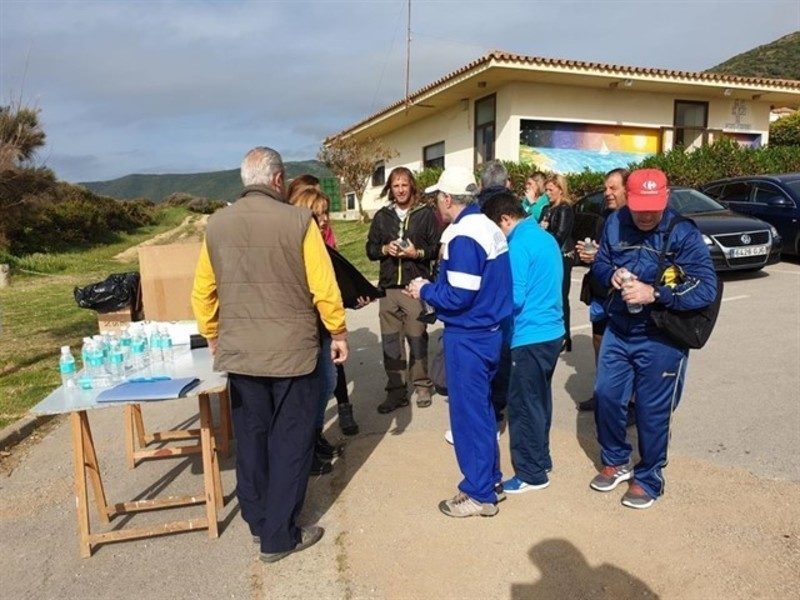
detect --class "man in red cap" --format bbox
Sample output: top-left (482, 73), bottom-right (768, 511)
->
top-left (587, 168), bottom-right (717, 509)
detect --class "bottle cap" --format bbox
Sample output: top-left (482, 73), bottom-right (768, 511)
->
top-left (61, 345), bottom-right (70, 353)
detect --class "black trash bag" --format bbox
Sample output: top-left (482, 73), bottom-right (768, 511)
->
top-left (74, 272), bottom-right (141, 313)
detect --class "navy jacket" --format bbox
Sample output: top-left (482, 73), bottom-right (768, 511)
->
top-left (591, 207), bottom-right (717, 336)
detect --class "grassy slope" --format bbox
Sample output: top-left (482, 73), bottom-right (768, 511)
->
top-left (0, 207), bottom-right (188, 429)
top-left (0, 215), bottom-right (372, 429)
top-left (80, 160), bottom-right (334, 203)
top-left (706, 31), bottom-right (800, 80)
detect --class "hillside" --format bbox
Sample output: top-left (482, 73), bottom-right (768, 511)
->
top-left (80, 159), bottom-right (333, 203)
top-left (706, 31), bottom-right (800, 80)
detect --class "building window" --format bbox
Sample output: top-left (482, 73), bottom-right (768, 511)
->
top-left (674, 100), bottom-right (709, 148)
top-left (475, 94), bottom-right (496, 166)
top-left (345, 192), bottom-right (356, 211)
top-left (423, 141), bottom-right (445, 170)
top-left (371, 161), bottom-right (385, 187)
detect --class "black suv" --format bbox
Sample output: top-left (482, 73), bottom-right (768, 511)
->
top-left (573, 187), bottom-right (782, 272)
top-left (700, 174), bottom-right (800, 256)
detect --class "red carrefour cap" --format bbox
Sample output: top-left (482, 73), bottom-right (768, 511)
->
top-left (627, 168), bottom-right (668, 211)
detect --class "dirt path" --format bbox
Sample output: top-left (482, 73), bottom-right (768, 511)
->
top-left (113, 214), bottom-right (208, 262)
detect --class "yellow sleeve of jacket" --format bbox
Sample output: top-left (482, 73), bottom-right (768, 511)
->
top-left (191, 239), bottom-right (219, 339)
top-left (303, 221), bottom-right (347, 336)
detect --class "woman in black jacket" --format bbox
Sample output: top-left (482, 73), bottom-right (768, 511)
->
top-left (541, 174), bottom-right (575, 352)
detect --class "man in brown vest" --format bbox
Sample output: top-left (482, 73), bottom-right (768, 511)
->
top-left (192, 146), bottom-right (348, 563)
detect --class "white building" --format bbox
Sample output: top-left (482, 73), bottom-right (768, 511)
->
top-left (325, 51), bottom-right (800, 217)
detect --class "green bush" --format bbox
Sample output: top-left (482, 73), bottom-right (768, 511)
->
top-left (769, 112), bottom-right (800, 147)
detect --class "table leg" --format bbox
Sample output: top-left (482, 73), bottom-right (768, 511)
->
top-left (79, 412), bottom-right (111, 524)
top-left (198, 394), bottom-right (219, 538)
top-left (71, 412), bottom-right (92, 558)
top-left (123, 404), bottom-right (136, 470)
top-left (132, 403), bottom-right (147, 448)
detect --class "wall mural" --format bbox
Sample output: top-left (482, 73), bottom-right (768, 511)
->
top-left (519, 120), bottom-right (659, 173)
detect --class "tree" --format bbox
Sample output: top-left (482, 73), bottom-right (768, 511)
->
top-left (769, 111), bottom-right (800, 147)
top-left (0, 103), bottom-right (46, 171)
top-left (318, 135), bottom-right (396, 222)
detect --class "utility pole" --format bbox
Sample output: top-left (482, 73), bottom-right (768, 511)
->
top-left (405, 0), bottom-right (411, 111)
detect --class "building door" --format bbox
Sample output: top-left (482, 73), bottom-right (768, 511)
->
top-left (674, 100), bottom-right (708, 149)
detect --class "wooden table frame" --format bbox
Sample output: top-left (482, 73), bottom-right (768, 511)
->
top-left (71, 392), bottom-right (223, 558)
top-left (123, 390), bottom-right (233, 469)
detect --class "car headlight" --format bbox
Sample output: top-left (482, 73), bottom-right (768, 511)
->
top-left (702, 234), bottom-right (713, 246)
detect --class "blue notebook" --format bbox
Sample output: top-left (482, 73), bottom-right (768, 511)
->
top-left (97, 377), bottom-right (200, 402)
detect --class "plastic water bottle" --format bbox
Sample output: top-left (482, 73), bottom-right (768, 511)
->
top-left (158, 325), bottom-right (174, 363)
top-left (88, 341), bottom-right (111, 387)
top-left (59, 346), bottom-right (78, 389)
top-left (131, 333), bottom-right (148, 370)
top-left (149, 326), bottom-right (162, 364)
top-left (120, 328), bottom-right (132, 368)
top-left (80, 337), bottom-right (93, 369)
top-left (583, 237), bottom-right (597, 256)
top-left (620, 269), bottom-right (642, 314)
top-left (108, 341), bottom-right (126, 382)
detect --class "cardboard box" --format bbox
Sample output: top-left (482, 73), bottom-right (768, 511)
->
top-left (97, 306), bottom-right (140, 334)
top-left (138, 242), bottom-right (202, 322)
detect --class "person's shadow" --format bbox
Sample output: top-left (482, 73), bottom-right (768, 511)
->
top-left (303, 324), bottom-right (418, 522)
top-left (560, 333), bottom-right (603, 465)
top-left (511, 539), bottom-right (659, 599)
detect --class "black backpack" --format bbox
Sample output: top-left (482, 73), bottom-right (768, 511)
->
top-left (649, 217), bottom-right (723, 350)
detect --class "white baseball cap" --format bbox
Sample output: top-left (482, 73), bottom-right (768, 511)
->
top-left (424, 166), bottom-right (478, 196)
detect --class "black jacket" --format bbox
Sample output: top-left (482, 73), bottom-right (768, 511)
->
top-left (366, 203), bottom-right (440, 289)
top-left (541, 203), bottom-right (575, 253)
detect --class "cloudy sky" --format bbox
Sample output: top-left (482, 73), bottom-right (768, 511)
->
top-left (1, 0), bottom-right (797, 182)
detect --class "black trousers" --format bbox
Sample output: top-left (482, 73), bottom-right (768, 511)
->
top-left (229, 370), bottom-right (319, 553)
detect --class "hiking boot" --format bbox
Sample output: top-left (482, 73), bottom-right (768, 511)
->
top-left (259, 525), bottom-right (324, 563)
top-left (415, 386), bottom-right (432, 408)
top-left (377, 394), bottom-right (409, 414)
top-left (315, 432), bottom-right (343, 458)
top-left (621, 482), bottom-right (655, 510)
top-left (577, 397), bottom-right (596, 411)
top-left (589, 463), bottom-right (633, 492)
top-left (502, 475), bottom-right (550, 494)
top-left (438, 491), bottom-right (498, 518)
top-left (337, 402), bottom-right (359, 436)
top-left (309, 453), bottom-right (332, 476)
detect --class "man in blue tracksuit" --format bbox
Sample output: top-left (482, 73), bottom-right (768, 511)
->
top-left (482, 192), bottom-right (565, 494)
top-left (408, 166), bottom-right (513, 518)
top-left (589, 168), bottom-right (717, 509)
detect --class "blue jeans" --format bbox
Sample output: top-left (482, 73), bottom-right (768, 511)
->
top-left (507, 337), bottom-right (563, 485)
top-left (314, 335), bottom-right (337, 429)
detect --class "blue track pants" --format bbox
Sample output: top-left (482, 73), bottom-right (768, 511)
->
top-left (594, 327), bottom-right (688, 499)
top-left (444, 327), bottom-right (503, 504)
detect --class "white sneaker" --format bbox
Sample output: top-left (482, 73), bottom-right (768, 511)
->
top-left (444, 429), bottom-right (500, 445)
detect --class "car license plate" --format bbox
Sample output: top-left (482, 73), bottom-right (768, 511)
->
top-left (731, 245), bottom-right (768, 258)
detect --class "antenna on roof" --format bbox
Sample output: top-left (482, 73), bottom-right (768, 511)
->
top-left (405, 0), bottom-right (411, 111)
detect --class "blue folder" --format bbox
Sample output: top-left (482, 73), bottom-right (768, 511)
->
top-left (97, 377), bottom-right (200, 402)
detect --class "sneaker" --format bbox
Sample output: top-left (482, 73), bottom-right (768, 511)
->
top-left (377, 394), bottom-right (409, 414)
top-left (315, 433), bottom-right (343, 458)
top-left (621, 482), bottom-right (655, 510)
top-left (337, 402), bottom-right (359, 436)
top-left (589, 463), bottom-right (633, 492)
top-left (502, 475), bottom-right (550, 494)
top-left (438, 491), bottom-right (498, 518)
top-left (444, 429), bottom-right (500, 445)
top-left (577, 397), bottom-right (596, 411)
top-left (259, 525), bottom-right (324, 563)
top-left (415, 387), bottom-right (432, 408)
top-left (310, 453), bottom-right (332, 476)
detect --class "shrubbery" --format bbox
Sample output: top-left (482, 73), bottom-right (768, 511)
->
top-left (164, 192), bottom-right (226, 214)
top-left (768, 111), bottom-right (800, 147)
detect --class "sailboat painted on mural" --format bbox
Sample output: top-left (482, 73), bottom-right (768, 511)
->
top-left (519, 120), bottom-right (659, 173)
